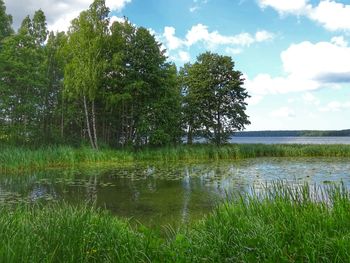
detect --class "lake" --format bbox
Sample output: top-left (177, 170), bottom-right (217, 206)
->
top-left (1, 157), bottom-right (350, 227)
top-left (229, 136), bottom-right (350, 144)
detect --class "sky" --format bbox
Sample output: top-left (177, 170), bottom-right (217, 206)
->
top-left (4, 0), bottom-right (350, 131)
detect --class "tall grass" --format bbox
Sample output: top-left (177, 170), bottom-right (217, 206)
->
top-left (1, 144), bottom-right (350, 172)
top-left (1, 184), bottom-right (350, 262)
top-left (0, 204), bottom-right (162, 262)
top-left (0, 146), bottom-right (133, 172)
top-left (177, 183), bottom-right (350, 262)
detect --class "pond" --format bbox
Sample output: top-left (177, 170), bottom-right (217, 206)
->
top-left (1, 157), bottom-right (350, 227)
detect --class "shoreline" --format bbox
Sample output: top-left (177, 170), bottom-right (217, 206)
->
top-left (1, 144), bottom-right (350, 172)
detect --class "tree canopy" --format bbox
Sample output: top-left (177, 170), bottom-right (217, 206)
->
top-left (0, 0), bottom-right (13, 42)
top-left (0, 0), bottom-right (250, 148)
top-left (180, 52), bottom-right (250, 144)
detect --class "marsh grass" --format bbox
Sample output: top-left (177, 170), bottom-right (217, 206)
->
top-left (0, 204), bottom-right (163, 262)
top-left (1, 144), bottom-right (350, 172)
top-left (2, 184), bottom-right (350, 262)
top-left (179, 183), bottom-right (350, 262)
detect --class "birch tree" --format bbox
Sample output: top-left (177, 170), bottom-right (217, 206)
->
top-left (64, 0), bottom-right (109, 149)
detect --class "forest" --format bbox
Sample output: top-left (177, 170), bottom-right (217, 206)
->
top-left (0, 0), bottom-right (250, 149)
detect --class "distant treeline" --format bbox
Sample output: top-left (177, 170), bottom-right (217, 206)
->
top-left (235, 130), bottom-right (350, 137)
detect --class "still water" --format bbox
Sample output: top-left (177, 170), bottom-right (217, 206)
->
top-left (229, 136), bottom-right (350, 144)
top-left (1, 158), bottom-right (350, 226)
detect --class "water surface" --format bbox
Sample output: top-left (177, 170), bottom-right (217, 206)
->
top-left (1, 158), bottom-right (350, 226)
top-left (229, 136), bottom-right (350, 144)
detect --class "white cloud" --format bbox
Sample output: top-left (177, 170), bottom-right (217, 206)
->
top-left (270, 107), bottom-right (296, 118)
top-left (309, 1), bottom-right (350, 31)
top-left (4, 0), bottom-right (131, 32)
top-left (225, 47), bottom-right (243, 55)
top-left (258, 0), bottom-right (311, 15)
top-left (106, 0), bottom-right (131, 11)
top-left (245, 73), bottom-right (320, 95)
top-left (245, 37), bottom-right (350, 98)
top-left (168, 50), bottom-right (191, 64)
top-left (189, 6), bottom-right (199, 12)
top-left (110, 15), bottom-right (126, 25)
top-left (185, 24), bottom-right (274, 47)
top-left (302, 92), bottom-right (320, 105)
top-left (157, 24), bottom-right (274, 66)
top-left (163, 27), bottom-right (185, 50)
top-left (255, 30), bottom-right (274, 42)
top-left (258, 0), bottom-right (350, 31)
top-left (331, 36), bottom-right (348, 47)
top-left (319, 101), bottom-right (350, 112)
top-left (246, 95), bottom-right (263, 106)
top-left (190, 0), bottom-right (208, 13)
top-left (178, 51), bottom-right (191, 63)
top-left (281, 40), bottom-right (350, 82)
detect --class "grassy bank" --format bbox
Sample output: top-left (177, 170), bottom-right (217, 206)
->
top-left (1, 144), bottom-right (350, 171)
top-left (1, 184), bottom-right (350, 262)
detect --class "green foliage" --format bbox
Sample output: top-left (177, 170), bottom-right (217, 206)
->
top-left (0, 0), bottom-right (13, 42)
top-left (2, 0), bottom-right (252, 149)
top-left (2, 184), bottom-right (350, 262)
top-left (0, 12), bottom-right (49, 143)
top-left (64, 0), bottom-right (109, 101)
top-left (181, 52), bottom-right (251, 145)
top-left (107, 21), bottom-right (182, 147)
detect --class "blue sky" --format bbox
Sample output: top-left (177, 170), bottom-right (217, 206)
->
top-left (5, 0), bottom-right (350, 131)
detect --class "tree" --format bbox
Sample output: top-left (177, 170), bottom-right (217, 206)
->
top-left (64, 0), bottom-right (110, 150)
top-left (108, 20), bottom-right (182, 147)
top-left (32, 9), bottom-right (48, 45)
top-left (41, 31), bottom-right (67, 142)
top-left (0, 11), bottom-right (49, 144)
top-left (181, 52), bottom-right (250, 145)
top-left (0, 0), bottom-right (13, 42)
top-left (179, 63), bottom-right (202, 145)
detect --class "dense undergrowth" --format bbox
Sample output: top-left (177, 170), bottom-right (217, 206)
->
top-left (1, 144), bottom-right (350, 172)
top-left (1, 184), bottom-right (350, 262)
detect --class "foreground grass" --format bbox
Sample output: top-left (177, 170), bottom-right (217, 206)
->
top-left (2, 184), bottom-right (350, 262)
top-left (1, 144), bottom-right (350, 171)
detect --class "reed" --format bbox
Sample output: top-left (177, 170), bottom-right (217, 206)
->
top-left (1, 184), bottom-right (350, 262)
top-left (177, 183), bottom-right (350, 262)
top-left (1, 144), bottom-right (350, 172)
top-left (0, 204), bottom-right (162, 262)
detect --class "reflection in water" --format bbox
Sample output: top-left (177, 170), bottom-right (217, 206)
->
top-left (0, 157), bottom-right (350, 226)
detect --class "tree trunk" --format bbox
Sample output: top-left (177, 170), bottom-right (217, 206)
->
top-left (187, 126), bottom-right (193, 145)
top-left (92, 100), bottom-right (98, 150)
top-left (83, 95), bottom-right (95, 149)
top-left (217, 110), bottom-right (221, 145)
top-left (60, 94), bottom-right (64, 139)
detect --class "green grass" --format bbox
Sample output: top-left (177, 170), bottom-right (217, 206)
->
top-left (1, 144), bottom-right (350, 172)
top-left (2, 184), bottom-right (350, 262)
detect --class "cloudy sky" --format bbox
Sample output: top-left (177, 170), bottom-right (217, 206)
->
top-left (4, 0), bottom-right (350, 131)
